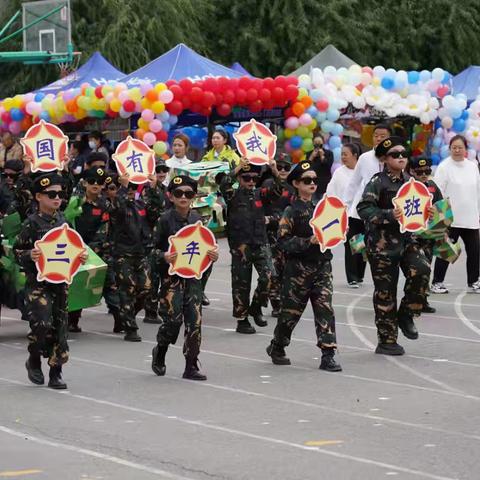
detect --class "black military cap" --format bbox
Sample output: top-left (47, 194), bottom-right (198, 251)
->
top-left (83, 167), bottom-right (107, 182)
top-left (276, 153), bottom-right (292, 165)
top-left (4, 159), bottom-right (24, 171)
top-left (33, 172), bottom-right (64, 193)
top-left (168, 175), bottom-right (198, 193)
top-left (236, 163), bottom-right (263, 176)
top-left (287, 160), bottom-right (316, 185)
top-left (409, 156), bottom-right (432, 169)
top-left (375, 136), bottom-right (405, 158)
top-left (86, 152), bottom-right (108, 166)
top-left (105, 172), bottom-right (119, 186)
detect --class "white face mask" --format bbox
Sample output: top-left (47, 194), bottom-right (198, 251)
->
top-left (88, 140), bottom-right (97, 150)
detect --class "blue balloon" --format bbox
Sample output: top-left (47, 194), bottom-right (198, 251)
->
top-left (326, 109), bottom-right (340, 121)
top-left (331, 123), bottom-right (344, 136)
top-left (408, 71), bottom-right (420, 84)
top-left (431, 154), bottom-right (440, 165)
top-left (34, 92), bottom-right (45, 102)
top-left (442, 72), bottom-right (451, 84)
top-left (440, 145), bottom-right (450, 158)
top-left (432, 137), bottom-right (442, 148)
top-left (461, 110), bottom-right (469, 120)
top-left (333, 147), bottom-right (342, 162)
top-left (183, 127), bottom-right (194, 138)
top-left (449, 107), bottom-right (462, 119)
top-left (10, 108), bottom-right (24, 121)
top-left (452, 118), bottom-right (466, 133)
top-left (169, 115), bottom-right (178, 125)
top-left (329, 135), bottom-right (342, 149)
top-left (39, 111), bottom-right (50, 121)
top-left (162, 122), bottom-right (171, 132)
top-left (316, 112), bottom-right (327, 123)
top-left (159, 111), bottom-right (170, 122)
top-left (381, 77), bottom-right (395, 90)
top-left (307, 106), bottom-right (318, 116)
top-left (290, 136), bottom-right (303, 149)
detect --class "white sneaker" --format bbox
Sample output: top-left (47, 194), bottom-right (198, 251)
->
top-left (468, 280), bottom-right (480, 293)
top-left (431, 282), bottom-right (448, 294)
top-left (348, 281), bottom-right (360, 289)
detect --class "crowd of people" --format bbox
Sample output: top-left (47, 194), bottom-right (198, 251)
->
top-left (1, 122), bottom-right (479, 390)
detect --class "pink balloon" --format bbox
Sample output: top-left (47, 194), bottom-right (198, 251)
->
top-left (299, 113), bottom-right (313, 126)
top-left (9, 121), bottom-right (21, 135)
top-left (25, 102), bottom-right (37, 115)
top-left (159, 90), bottom-right (174, 104)
top-left (118, 91), bottom-right (130, 102)
top-left (140, 82), bottom-right (153, 95)
top-left (143, 132), bottom-right (156, 146)
top-left (149, 119), bottom-right (163, 132)
top-left (141, 109), bottom-right (154, 122)
top-left (285, 116), bottom-right (299, 130)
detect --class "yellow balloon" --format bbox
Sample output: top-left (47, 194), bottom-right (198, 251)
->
top-left (12, 95), bottom-right (23, 108)
top-left (129, 88), bottom-right (142, 102)
top-left (110, 98), bottom-right (121, 112)
top-left (297, 87), bottom-right (308, 99)
top-left (141, 98), bottom-right (151, 109)
top-left (284, 128), bottom-right (294, 139)
top-left (307, 119), bottom-right (318, 131)
top-left (137, 118), bottom-right (149, 130)
top-left (154, 83), bottom-right (167, 92)
top-left (151, 101), bottom-right (165, 114)
top-left (3, 98), bottom-right (13, 110)
top-left (372, 77), bottom-right (381, 87)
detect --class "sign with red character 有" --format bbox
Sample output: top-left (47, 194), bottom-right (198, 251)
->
top-left (309, 195), bottom-right (348, 252)
top-left (20, 120), bottom-right (69, 172)
top-left (35, 224), bottom-right (87, 284)
top-left (392, 177), bottom-right (432, 233)
top-left (234, 119), bottom-right (277, 166)
top-left (167, 221), bottom-right (218, 279)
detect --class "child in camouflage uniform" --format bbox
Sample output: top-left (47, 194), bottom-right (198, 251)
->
top-left (14, 173), bottom-right (87, 389)
top-left (357, 137), bottom-right (431, 356)
top-left (266, 161), bottom-right (341, 372)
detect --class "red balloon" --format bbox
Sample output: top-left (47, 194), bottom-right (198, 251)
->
top-left (236, 88), bottom-right (247, 104)
top-left (246, 88), bottom-right (258, 103)
top-left (190, 87), bottom-right (203, 103)
top-left (252, 78), bottom-right (263, 90)
top-left (169, 84), bottom-right (184, 100)
top-left (263, 100), bottom-right (275, 110)
top-left (123, 99), bottom-right (136, 112)
top-left (249, 100), bottom-right (263, 113)
top-left (223, 89), bottom-right (235, 104)
top-left (259, 88), bottom-right (271, 102)
top-left (190, 103), bottom-right (201, 113)
top-left (229, 78), bottom-right (239, 90)
top-left (95, 86), bottom-right (103, 98)
top-left (200, 106), bottom-right (212, 116)
top-left (316, 99), bottom-right (329, 112)
top-left (285, 76), bottom-right (299, 86)
top-left (202, 91), bottom-right (216, 107)
top-left (218, 76), bottom-right (230, 92)
top-left (182, 96), bottom-right (192, 109)
top-left (1, 111), bottom-right (11, 122)
top-left (284, 107), bottom-right (293, 118)
top-left (106, 108), bottom-right (118, 118)
top-left (167, 100), bottom-right (184, 116)
top-left (272, 87), bottom-right (285, 103)
top-left (203, 77), bottom-right (219, 92)
top-left (215, 93), bottom-right (224, 104)
top-left (165, 79), bottom-right (177, 87)
top-left (156, 130), bottom-right (168, 142)
top-left (285, 84), bottom-right (298, 101)
top-left (217, 103), bottom-right (232, 116)
top-left (238, 76), bottom-right (252, 90)
top-left (262, 77), bottom-right (275, 90)
top-left (274, 75), bottom-right (288, 88)
top-left (179, 78), bottom-right (193, 93)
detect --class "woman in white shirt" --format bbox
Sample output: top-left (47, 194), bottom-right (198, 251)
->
top-left (165, 133), bottom-right (192, 185)
top-left (431, 135), bottom-right (480, 293)
top-left (327, 143), bottom-right (366, 287)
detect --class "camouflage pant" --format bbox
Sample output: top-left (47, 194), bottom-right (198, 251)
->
top-left (272, 259), bottom-right (337, 350)
top-left (24, 280), bottom-right (69, 367)
top-left (156, 275), bottom-right (203, 360)
top-left (268, 242), bottom-right (285, 310)
top-left (368, 245), bottom-right (430, 344)
top-left (103, 256), bottom-right (120, 310)
top-left (230, 243), bottom-right (273, 319)
top-left (115, 255), bottom-right (151, 333)
top-left (144, 250), bottom-right (160, 317)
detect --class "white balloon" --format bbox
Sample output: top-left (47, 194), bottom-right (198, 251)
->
top-left (372, 65), bottom-right (386, 78)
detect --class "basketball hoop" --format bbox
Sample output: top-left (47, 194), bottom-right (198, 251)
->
top-left (58, 51), bottom-right (81, 78)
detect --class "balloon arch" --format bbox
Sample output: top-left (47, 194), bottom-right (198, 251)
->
top-left (1, 65), bottom-right (480, 165)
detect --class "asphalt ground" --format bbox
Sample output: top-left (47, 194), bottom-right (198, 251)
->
top-left (0, 237), bottom-right (479, 480)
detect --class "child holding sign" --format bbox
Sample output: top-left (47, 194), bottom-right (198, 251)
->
top-left (266, 161), bottom-right (341, 372)
top-left (357, 137), bottom-right (431, 356)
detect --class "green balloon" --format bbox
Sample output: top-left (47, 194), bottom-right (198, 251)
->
top-left (302, 138), bottom-right (314, 152)
top-left (296, 126), bottom-right (309, 138)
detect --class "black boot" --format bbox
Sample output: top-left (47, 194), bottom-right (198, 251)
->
top-left (422, 302), bottom-right (436, 313)
top-left (319, 350), bottom-right (342, 372)
top-left (25, 354), bottom-right (44, 385)
top-left (112, 309), bottom-right (125, 333)
top-left (270, 300), bottom-right (281, 318)
top-left (266, 342), bottom-right (291, 365)
top-left (398, 315), bottom-right (419, 340)
top-left (48, 365), bottom-right (67, 389)
top-left (236, 319), bottom-right (256, 334)
top-left (151, 345), bottom-right (168, 376)
top-left (249, 305), bottom-right (267, 327)
top-left (201, 293), bottom-right (210, 306)
top-left (124, 330), bottom-right (142, 342)
top-left (183, 358), bottom-right (207, 381)
top-left (143, 311), bottom-right (161, 324)
top-left (375, 342), bottom-right (405, 356)
top-left (68, 311), bottom-right (82, 333)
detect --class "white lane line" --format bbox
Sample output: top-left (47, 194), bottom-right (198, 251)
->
top-left (0, 425), bottom-right (196, 480)
top-left (346, 294), bottom-right (466, 396)
top-left (0, 383), bottom-right (460, 480)
top-left (454, 292), bottom-right (480, 337)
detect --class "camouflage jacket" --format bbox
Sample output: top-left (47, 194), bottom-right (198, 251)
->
top-left (357, 170), bottom-right (417, 256)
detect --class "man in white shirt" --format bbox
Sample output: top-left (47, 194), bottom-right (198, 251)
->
top-left (344, 124), bottom-right (392, 219)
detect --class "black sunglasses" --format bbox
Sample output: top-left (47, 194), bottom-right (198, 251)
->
top-left (86, 177), bottom-right (105, 186)
top-left (2, 172), bottom-right (20, 179)
top-left (414, 168), bottom-right (432, 175)
top-left (240, 174), bottom-right (258, 182)
top-left (299, 177), bottom-right (318, 185)
top-left (172, 189), bottom-right (195, 199)
top-left (155, 165), bottom-right (169, 174)
top-left (41, 190), bottom-right (67, 200)
top-left (277, 164), bottom-right (291, 172)
top-left (387, 151), bottom-right (408, 159)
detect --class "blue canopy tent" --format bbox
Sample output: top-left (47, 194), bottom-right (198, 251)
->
top-left (230, 62), bottom-right (252, 76)
top-left (120, 43), bottom-right (244, 86)
top-left (36, 51), bottom-right (125, 94)
top-left (452, 66), bottom-right (480, 103)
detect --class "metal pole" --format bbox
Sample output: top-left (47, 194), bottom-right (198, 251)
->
top-left (0, 3), bottom-right (65, 45)
top-left (0, 10), bottom-right (21, 39)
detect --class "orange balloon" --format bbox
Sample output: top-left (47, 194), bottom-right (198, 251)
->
top-left (291, 102), bottom-right (305, 117)
top-left (300, 96), bottom-right (313, 108)
top-left (66, 99), bottom-right (78, 113)
top-left (135, 128), bottom-right (146, 140)
top-left (291, 148), bottom-right (304, 163)
top-left (146, 90), bottom-right (158, 103)
top-left (21, 116), bottom-right (33, 131)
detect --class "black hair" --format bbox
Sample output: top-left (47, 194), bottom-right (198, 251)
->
top-left (71, 141), bottom-right (82, 152)
top-left (89, 130), bottom-right (104, 141)
top-left (374, 123), bottom-right (392, 134)
top-left (343, 143), bottom-right (361, 158)
top-left (86, 152), bottom-right (108, 165)
top-left (449, 134), bottom-right (468, 149)
top-left (210, 129), bottom-right (230, 148)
